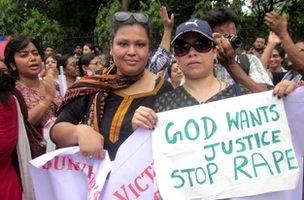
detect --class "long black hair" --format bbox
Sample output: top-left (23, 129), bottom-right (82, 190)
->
top-left (4, 35), bottom-right (42, 79)
top-left (0, 70), bottom-right (15, 106)
top-left (77, 53), bottom-right (96, 76)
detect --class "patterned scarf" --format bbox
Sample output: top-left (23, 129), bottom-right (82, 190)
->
top-left (57, 70), bottom-right (144, 135)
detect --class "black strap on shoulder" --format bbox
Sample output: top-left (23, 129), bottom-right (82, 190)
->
top-left (237, 54), bottom-right (250, 74)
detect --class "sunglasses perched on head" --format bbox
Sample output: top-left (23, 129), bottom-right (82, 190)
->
top-left (173, 39), bottom-right (213, 57)
top-left (114, 12), bottom-right (149, 24)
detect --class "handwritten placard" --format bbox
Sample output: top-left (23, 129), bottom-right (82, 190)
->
top-left (152, 91), bottom-right (299, 200)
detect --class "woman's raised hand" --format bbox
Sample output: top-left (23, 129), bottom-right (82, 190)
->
top-left (42, 74), bottom-right (57, 100)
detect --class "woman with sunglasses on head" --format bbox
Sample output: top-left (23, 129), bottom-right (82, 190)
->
top-left (132, 19), bottom-right (296, 130)
top-left (51, 11), bottom-right (173, 160)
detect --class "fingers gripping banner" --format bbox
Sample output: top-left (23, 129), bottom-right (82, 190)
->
top-left (29, 147), bottom-right (111, 200)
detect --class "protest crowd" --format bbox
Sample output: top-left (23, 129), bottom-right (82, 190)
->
top-left (1, 4), bottom-right (304, 200)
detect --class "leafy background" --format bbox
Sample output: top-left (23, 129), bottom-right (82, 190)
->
top-left (1, 0), bottom-right (303, 54)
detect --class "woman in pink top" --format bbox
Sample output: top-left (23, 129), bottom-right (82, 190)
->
top-left (4, 36), bottom-right (61, 157)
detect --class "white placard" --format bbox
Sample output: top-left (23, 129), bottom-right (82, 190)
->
top-left (152, 91), bottom-right (299, 200)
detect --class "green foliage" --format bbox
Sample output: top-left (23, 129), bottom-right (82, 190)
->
top-left (160, 0), bottom-right (197, 25)
top-left (193, 0), bottom-right (213, 18)
top-left (284, 0), bottom-right (304, 40)
top-left (0, 0), bottom-right (63, 51)
top-left (22, 9), bottom-right (63, 48)
top-left (94, 0), bottom-right (121, 52)
top-left (139, 0), bottom-right (162, 47)
top-left (230, 0), bottom-right (246, 14)
top-left (3, 0), bottom-right (304, 53)
top-left (0, 0), bottom-right (23, 35)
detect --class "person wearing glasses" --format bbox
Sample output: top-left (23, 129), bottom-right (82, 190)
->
top-left (77, 53), bottom-right (103, 76)
top-left (51, 11), bottom-right (173, 160)
top-left (131, 18), bottom-right (297, 130)
top-left (132, 18), bottom-right (250, 130)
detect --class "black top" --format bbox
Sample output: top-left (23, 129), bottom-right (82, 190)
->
top-left (154, 84), bottom-right (250, 113)
top-left (271, 71), bottom-right (287, 85)
top-left (55, 78), bottom-right (173, 160)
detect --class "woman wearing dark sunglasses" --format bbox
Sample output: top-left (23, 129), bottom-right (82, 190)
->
top-left (132, 19), bottom-right (297, 130)
top-left (132, 19), bottom-right (251, 130)
top-left (51, 11), bottom-right (173, 160)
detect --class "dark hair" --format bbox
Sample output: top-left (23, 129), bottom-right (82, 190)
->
top-left (57, 54), bottom-right (74, 70)
top-left (255, 36), bottom-right (265, 40)
top-left (44, 44), bottom-right (55, 51)
top-left (83, 43), bottom-right (94, 50)
top-left (203, 7), bottom-right (239, 30)
top-left (167, 59), bottom-right (177, 79)
top-left (93, 44), bottom-right (102, 56)
top-left (77, 53), bottom-right (96, 76)
top-left (296, 38), bottom-right (304, 43)
top-left (100, 53), bottom-right (110, 68)
top-left (110, 13), bottom-right (152, 50)
top-left (0, 71), bottom-right (15, 106)
top-left (43, 53), bottom-right (59, 64)
top-left (274, 45), bottom-right (285, 59)
top-left (4, 36), bottom-right (42, 79)
top-left (73, 43), bottom-right (83, 49)
top-left (43, 53), bottom-right (60, 71)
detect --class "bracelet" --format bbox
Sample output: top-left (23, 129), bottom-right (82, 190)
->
top-left (39, 100), bottom-right (51, 108)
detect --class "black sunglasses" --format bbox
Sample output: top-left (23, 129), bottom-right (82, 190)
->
top-left (114, 12), bottom-right (149, 24)
top-left (173, 39), bottom-right (213, 57)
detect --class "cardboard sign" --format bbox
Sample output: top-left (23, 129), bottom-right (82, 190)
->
top-left (152, 91), bottom-right (299, 200)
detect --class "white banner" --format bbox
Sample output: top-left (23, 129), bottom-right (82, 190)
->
top-left (29, 147), bottom-right (111, 200)
top-left (101, 128), bottom-right (160, 200)
top-left (152, 90), bottom-right (299, 200)
top-left (43, 117), bottom-right (56, 152)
